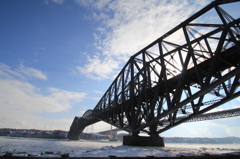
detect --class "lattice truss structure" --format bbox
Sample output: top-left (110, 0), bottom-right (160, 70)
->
top-left (160, 107), bottom-right (240, 125)
top-left (86, 0), bottom-right (240, 136)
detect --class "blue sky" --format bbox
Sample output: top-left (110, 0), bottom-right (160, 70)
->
top-left (0, 0), bottom-right (240, 138)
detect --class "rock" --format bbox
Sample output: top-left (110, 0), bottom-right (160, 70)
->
top-left (4, 152), bottom-right (13, 156)
top-left (40, 154), bottom-right (62, 158)
top-left (28, 152), bottom-right (41, 157)
top-left (0, 152), bottom-right (6, 157)
top-left (54, 151), bottom-right (62, 155)
top-left (200, 147), bottom-right (207, 150)
top-left (12, 153), bottom-right (28, 157)
top-left (61, 153), bottom-right (69, 157)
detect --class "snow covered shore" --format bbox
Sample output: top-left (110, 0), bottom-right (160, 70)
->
top-left (0, 137), bottom-right (239, 158)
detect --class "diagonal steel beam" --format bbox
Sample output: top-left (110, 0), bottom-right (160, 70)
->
top-left (133, 66), bottom-right (240, 133)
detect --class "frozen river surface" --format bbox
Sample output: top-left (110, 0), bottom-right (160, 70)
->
top-left (0, 137), bottom-right (240, 157)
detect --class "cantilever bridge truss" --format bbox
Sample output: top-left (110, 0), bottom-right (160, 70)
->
top-left (68, 0), bottom-right (240, 140)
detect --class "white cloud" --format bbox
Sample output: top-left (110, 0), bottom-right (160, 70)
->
top-left (91, 97), bottom-right (101, 101)
top-left (0, 79), bottom-right (86, 113)
top-left (0, 63), bottom-right (47, 81)
top-left (53, 118), bottom-right (73, 124)
top-left (76, 55), bottom-right (119, 79)
top-left (44, 0), bottom-right (64, 5)
top-left (17, 64), bottom-right (47, 80)
top-left (0, 109), bottom-right (73, 130)
top-left (51, 0), bottom-right (64, 5)
top-left (94, 90), bottom-right (104, 94)
top-left (83, 121), bottom-right (115, 133)
top-left (74, 0), bottom-right (110, 10)
top-left (0, 63), bottom-right (25, 80)
top-left (163, 117), bottom-right (240, 138)
top-left (48, 87), bottom-right (87, 108)
top-left (44, 0), bottom-right (49, 5)
top-left (0, 109), bottom-right (44, 129)
top-left (99, 0), bottom-right (209, 58)
top-left (75, 0), bottom-right (210, 79)
top-left (207, 117), bottom-right (240, 137)
top-left (79, 111), bottom-right (85, 116)
top-left (0, 63), bottom-right (87, 130)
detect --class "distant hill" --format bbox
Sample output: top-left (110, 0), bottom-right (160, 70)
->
top-left (0, 128), bottom-right (68, 139)
top-left (164, 137), bottom-right (240, 144)
top-left (116, 134), bottom-right (240, 144)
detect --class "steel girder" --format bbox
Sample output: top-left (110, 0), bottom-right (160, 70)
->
top-left (160, 107), bottom-right (240, 127)
top-left (186, 107), bottom-right (240, 122)
top-left (74, 0), bottom-right (240, 137)
top-left (67, 110), bottom-right (100, 139)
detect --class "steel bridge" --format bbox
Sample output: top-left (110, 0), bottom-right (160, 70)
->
top-left (160, 107), bottom-right (240, 126)
top-left (68, 0), bottom-right (240, 145)
top-left (89, 107), bottom-right (240, 134)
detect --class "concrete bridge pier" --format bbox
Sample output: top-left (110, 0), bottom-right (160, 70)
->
top-left (123, 122), bottom-right (164, 146)
top-left (123, 135), bottom-right (165, 146)
top-left (109, 131), bottom-right (118, 141)
top-left (123, 132), bottom-right (165, 147)
top-left (123, 123), bottom-right (165, 147)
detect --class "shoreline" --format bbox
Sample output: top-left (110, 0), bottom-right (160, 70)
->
top-left (1, 154), bottom-right (240, 159)
top-left (1, 137), bottom-right (240, 158)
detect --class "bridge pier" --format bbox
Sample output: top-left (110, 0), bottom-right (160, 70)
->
top-left (109, 131), bottom-right (118, 141)
top-left (123, 135), bottom-right (165, 147)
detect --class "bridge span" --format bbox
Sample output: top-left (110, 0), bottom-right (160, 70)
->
top-left (68, 0), bottom-right (240, 146)
top-left (70, 107), bottom-right (240, 140)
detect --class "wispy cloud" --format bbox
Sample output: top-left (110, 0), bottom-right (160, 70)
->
top-left (17, 64), bottom-right (47, 80)
top-left (76, 55), bottom-right (119, 79)
top-left (53, 118), bottom-right (73, 124)
top-left (52, 0), bottom-right (64, 5)
top-left (83, 121), bottom-right (115, 133)
top-left (94, 90), bottom-right (104, 94)
top-left (74, 0), bottom-right (110, 10)
top-left (75, 0), bottom-right (209, 79)
top-left (1, 63), bottom-right (47, 81)
top-left (44, 0), bottom-right (64, 5)
top-left (0, 109), bottom-right (74, 130)
top-left (0, 78), bottom-right (86, 113)
top-left (0, 63), bottom-right (87, 129)
top-left (0, 63), bottom-right (25, 80)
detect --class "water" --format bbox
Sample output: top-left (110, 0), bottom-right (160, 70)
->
top-left (0, 137), bottom-right (121, 153)
top-left (0, 136), bottom-right (239, 157)
top-left (0, 136), bottom-right (123, 156)
top-left (166, 143), bottom-right (240, 149)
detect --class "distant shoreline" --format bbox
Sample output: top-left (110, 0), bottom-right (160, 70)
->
top-left (1, 128), bottom-right (240, 144)
top-left (164, 136), bottom-right (240, 144)
top-left (1, 136), bottom-right (240, 145)
top-left (0, 128), bottom-right (68, 139)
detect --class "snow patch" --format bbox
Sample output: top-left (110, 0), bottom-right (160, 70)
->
top-left (0, 137), bottom-right (240, 157)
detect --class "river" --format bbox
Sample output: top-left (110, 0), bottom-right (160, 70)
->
top-left (0, 136), bottom-right (239, 157)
